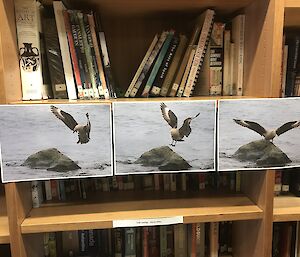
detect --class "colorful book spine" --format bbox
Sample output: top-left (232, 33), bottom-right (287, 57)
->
top-left (183, 9), bottom-right (215, 97)
top-left (150, 35), bottom-right (179, 96)
top-left (63, 10), bottom-right (84, 99)
top-left (142, 31), bottom-right (175, 97)
top-left (53, 1), bottom-right (77, 100)
top-left (130, 31), bottom-right (168, 97)
top-left (160, 34), bottom-right (188, 96)
top-left (15, 0), bottom-right (43, 100)
top-left (87, 13), bottom-right (110, 99)
top-left (125, 34), bottom-right (159, 97)
top-left (77, 12), bottom-right (99, 98)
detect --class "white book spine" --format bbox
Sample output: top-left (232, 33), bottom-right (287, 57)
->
top-left (31, 181), bottom-right (42, 208)
top-left (15, 0), bottom-right (43, 100)
top-left (53, 1), bottom-right (77, 100)
top-left (183, 9), bottom-right (215, 97)
top-left (44, 180), bottom-right (52, 201)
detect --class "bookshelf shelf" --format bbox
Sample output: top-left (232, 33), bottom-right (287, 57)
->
top-left (285, 0), bottom-right (300, 8)
top-left (0, 196), bottom-right (9, 244)
top-left (273, 195), bottom-right (300, 222)
top-left (21, 192), bottom-right (263, 234)
top-left (284, 0), bottom-right (300, 27)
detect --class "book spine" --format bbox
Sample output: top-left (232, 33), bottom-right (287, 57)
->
top-left (44, 180), bottom-right (52, 201)
top-left (166, 225), bottom-right (174, 257)
top-left (53, 1), bottom-right (77, 100)
top-left (196, 223), bottom-right (205, 257)
top-left (160, 34), bottom-right (188, 96)
top-left (31, 181), bottom-right (42, 208)
top-left (125, 34), bottom-right (159, 97)
top-left (87, 13), bottom-right (110, 99)
top-left (63, 10), bottom-right (84, 99)
top-left (177, 46), bottom-right (196, 96)
top-left (70, 11), bottom-right (92, 98)
top-left (150, 35), bottom-right (179, 96)
top-left (15, 0), bottom-right (43, 100)
top-left (160, 226), bottom-right (168, 257)
top-left (191, 224), bottom-right (196, 257)
top-left (209, 222), bottom-right (219, 257)
top-left (125, 228), bottom-right (136, 257)
top-left (142, 31), bottom-right (175, 97)
top-left (62, 231), bottom-right (79, 257)
top-left (174, 224), bottom-right (187, 257)
top-left (78, 230), bottom-right (89, 255)
top-left (274, 171), bottom-right (282, 196)
top-left (88, 229), bottom-right (97, 255)
top-left (183, 9), bottom-right (215, 97)
top-left (114, 228), bottom-right (123, 257)
top-left (83, 13), bottom-right (102, 98)
top-left (143, 227), bottom-right (149, 257)
top-left (77, 12), bottom-right (98, 98)
top-left (98, 30), bottom-right (116, 98)
top-left (48, 232), bottom-right (57, 257)
top-left (222, 30), bottom-right (231, 96)
top-left (44, 233), bottom-right (50, 257)
top-left (130, 31), bottom-right (168, 97)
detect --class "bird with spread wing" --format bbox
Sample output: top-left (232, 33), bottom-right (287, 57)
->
top-left (50, 105), bottom-right (91, 144)
top-left (160, 102), bottom-right (200, 146)
top-left (233, 119), bottom-right (300, 141)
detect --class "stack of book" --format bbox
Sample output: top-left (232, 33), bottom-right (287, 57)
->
top-left (31, 172), bottom-right (242, 207)
top-left (125, 9), bottom-right (245, 98)
top-left (15, 0), bottom-right (115, 100)
top-left (43, 222), bottom-right (233, 257)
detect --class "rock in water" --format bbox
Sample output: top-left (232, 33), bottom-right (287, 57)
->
top-left (233, 139), bottom-right (291, 167)
top-left (135, 146), bottom-right (191, 171)
top-left (22, 148), bottom-right (81, 172)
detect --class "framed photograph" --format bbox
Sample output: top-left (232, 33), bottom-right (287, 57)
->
top-left (218, 98), bottom-right (300, 171)
top-left (113, 100), bottom-right (216, 175)
top-left (0, 104), bottom-right (113, 182)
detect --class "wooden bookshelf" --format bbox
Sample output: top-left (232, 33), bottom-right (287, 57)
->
top-left (21, 192), bottom-right (263, 234)
top-left (0, 0), bottom-right (297, 256)
top-left (0, 195), bottom-right (9, 244)
top-left (273, 195), bottom-right (300, 222)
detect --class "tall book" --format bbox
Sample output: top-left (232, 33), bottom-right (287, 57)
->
top-left (62, 231), bottom-right (79, 257)
top-left (124, 228), bottom-right (136, 257)
top-left (209, 22), bottom-right (225, 96)
top-left (222, 30), bottom-right (232, 96)
top-left (174, 224), bottom-right (187, 257)
top-left (142, 31), bottom-right (175, 97)
top-left (41, 6), bottom-right (68, 99)
top-left (160, 34), bottom-right (188, 96)
top-left (125, 34), bottom-right (159, 97)
top-left (183, 9), bottom-right (215, 97)
top-left (209, 222), bottom-right (219, 257)
top-left (231, 14), bottom-right (245, 96)
top-left (160, 226), bottom-right (168, 257)
top-left (196, 223), bottom-right (205, 257)
top-left (15, 0), bottom-right (43, 100)
top-left (53, 1), bottom-right (77, 100)
top-left (281, 44), bottom-right (288, 97)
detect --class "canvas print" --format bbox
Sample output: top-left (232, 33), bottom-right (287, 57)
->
top-left (218, 98), bottom-right (300, 171)
top-left (113, 100), bottom-right (216, 175)
top-left (0, 104), bottom-right (112, 182)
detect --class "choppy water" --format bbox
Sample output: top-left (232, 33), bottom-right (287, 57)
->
top-left (218, 98), bottom-right (300, 171)
top-left (0, 104), bottom-right (112, 182)
top-left (113, 101), bottom-right (216, 174)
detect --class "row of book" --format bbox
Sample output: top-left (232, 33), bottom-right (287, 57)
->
top-left (15, 0), bottom-right (115, 100)
top-left (281, 29), bottom-right (300, 97)
top-left (274, 169), bottom-right (300, 196)
top-left (43, 222), bottom-right (233, 257)
top-left (31, 172), bottom-right (242, 208)
top-left (125, 10), bottom-right (245, 98)
top-left (272, 222), bottom-right (300, 257)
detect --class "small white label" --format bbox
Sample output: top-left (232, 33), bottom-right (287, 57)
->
top-left (112, 216), bottom-right (183, 228)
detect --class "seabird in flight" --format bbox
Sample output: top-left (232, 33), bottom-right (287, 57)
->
top-left (233, 119), bottom-right (300, 141)
top-left (160, 102), bottom-right (200, 146)
top-left (50, 105), bottom-right (91, 144)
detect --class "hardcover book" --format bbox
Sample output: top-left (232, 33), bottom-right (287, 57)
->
top-left (113, 100), bottom-right (216, 175)
top-left (0, 104), bottom-right (113, 182)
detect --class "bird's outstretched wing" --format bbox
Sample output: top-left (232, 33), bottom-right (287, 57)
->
top-left (160, 103), bottom-right (178, 128)
top-left (179, 118), bottom-right (192, 137)
top-left (233, 119), bottom-right (266, 136)
top-left (50, 105), bottom-right (78, 131)
top-left (276, 121), bottom-right (300, 136)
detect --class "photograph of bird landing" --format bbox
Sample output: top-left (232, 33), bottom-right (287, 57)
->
top-left (233, 119), bottom-right (300, 142)
top-left (50, 105), bottom-right (91, 144)
top-left (160, 102), bottom-right (200, 147)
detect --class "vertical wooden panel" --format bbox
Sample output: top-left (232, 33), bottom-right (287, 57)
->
top-left (244, 0), bottom-right (284, 97)
top-left (0, 0), bottom-right (22, 103)
top-left (5, 182), bottom-right (32, 257)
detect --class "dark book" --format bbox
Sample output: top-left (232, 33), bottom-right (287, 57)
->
top-left (150, 35), bottom-right (180, 96)
top-left (41, 6), bottom-right (68, 99)
top-left (291, 170), bottom-right (300, 197)
top-left (285, 31), bottom-right (300, 97)
top-left (281, 171), bottom-right (290, 195)
top-left (78, 230), bottom-right (89, 255)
